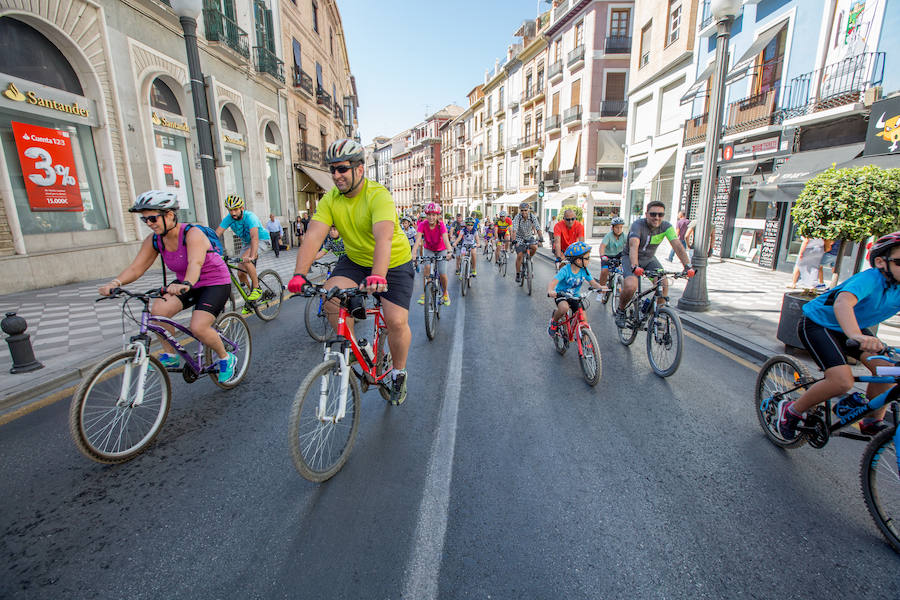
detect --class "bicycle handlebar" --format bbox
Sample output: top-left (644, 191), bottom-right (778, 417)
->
top-left (96, 287), bottom-right (165, 302)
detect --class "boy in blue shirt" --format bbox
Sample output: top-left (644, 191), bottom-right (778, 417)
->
top-left (778, 232), bottom-right (900, 439)
top-left (215, 195), bottom-right (270, 304)
top-left (547, 241), bottom-right (605, 336)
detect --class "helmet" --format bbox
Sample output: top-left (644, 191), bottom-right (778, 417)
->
top-left (325, 138), bottom-right (365, 165)
top-left (425, 202), bottom-right (441, 214)
top-left (400, 214), bottom-right (412, 224)
top-left (130, 190), bottom-right (178, 213)
top-left (565, 241), bottom-right (592, 259)
top-left (519, 202), bottom-right (531, 210)
top-left (611, 217), bottom-right (625, 226)
top-left (465, 218), bottom-right (475, 226)
top-left (499, 210), bottom-right (508, 218)
top-left (868, 231), bottom-right (900, 268)
top-left (224, 195), bottom-right (244, 210)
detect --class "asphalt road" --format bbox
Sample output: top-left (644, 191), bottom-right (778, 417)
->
top-left (1, 255), bottom-right (898, 599)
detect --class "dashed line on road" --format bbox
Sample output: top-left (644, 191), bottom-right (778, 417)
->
top-left (684, 329), bottom-right (758, 371)
top-left (401, 299), bottom-right (465, 600)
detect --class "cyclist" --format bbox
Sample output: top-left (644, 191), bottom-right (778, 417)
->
top-left (412, 202), bottom-right (453, 306)
top-left (614, 201), bottom-right (692, 328)
top-left (553, 208), bottom-right (586, 270)
top-left (215, 195), bottom-right (270, 307)
top-left (98, 191), bottom-right (236, 382)
top-left (314, 225), bottom-right (346, 260)
top-left (452, 217), bottom-right (481, 277)
top-left (494, 210), bottom-right (512, 265)
top-left (547, 241), bottom-right (604, 336)
top-left (777, 231), bottom-right (900, 440)
top-left (400, 215), bottom-right (417, 248)
top-left (288, 138), bottom-right (414, 405)
top-left (483, 219), bottom-right (495, 245)
top-left (510, 202), bottom-right (543, 283)
top-left (598, 217), bottom-right (627, 292)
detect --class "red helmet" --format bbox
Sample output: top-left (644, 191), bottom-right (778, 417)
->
top-left (425, 202), bottom-right (441, 214)
top-left (868, 231), bottom-right (900, 268)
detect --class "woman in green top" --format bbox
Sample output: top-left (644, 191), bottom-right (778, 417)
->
top-left (597, 216), bottom-right (626, 289)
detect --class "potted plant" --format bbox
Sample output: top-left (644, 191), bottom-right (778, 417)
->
top-left (776, 165), bottom-right (900, 348)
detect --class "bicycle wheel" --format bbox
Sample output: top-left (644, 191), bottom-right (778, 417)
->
top-left (577, 326), bottom-right (602, 386)
top-left (376, 327), bottom-right (393, 402)
top-left (754, 354), bottom-right (812, 449)
top-left (610, 274), bottom-right (622, 313)
top-left (253, 269), bottom-right (284, 321)
top-left (424, 281), bottom-right (437, 340)
top-left (206, 311), bottom-right (252, 389)
top-left (617, 301), bottom-right (639, 346)
top-left (289, 359), bottom-right (361, 482)
top-left (460, 260), bottom-right (468, 297)
top-left (526, 259), bottom-right (533, 296)
top-left (554, 323), bottom-right (569, 355)
top-left (860, 426), bottom-right (900, 554)
top-left (69, 350), bottom-right (172, 463)
top-left (646, 306), bottom-right (683, 377)
top-left (501, 254), bottom-right (508, 277)
top-left (304, 296), bottom-right (332, 342)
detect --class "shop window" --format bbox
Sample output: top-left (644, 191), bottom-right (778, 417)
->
top-left (265, 123), bottom-right (276, 144)
top-left (598, 167), bottom-right (623, 181)
top-left (0, 18), bottom-right (83, 95)
top-left (150, 79), bottom-right (181, 115)
top-left (220, 106), bottom-right (239, 132)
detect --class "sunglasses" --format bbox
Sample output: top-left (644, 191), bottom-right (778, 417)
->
top-left (648, 212), bottom-right (665, 217)
top-left (140, 215), bottom-right (164, 224)
top-left (329, 165), bottom-right (353, 174)
top-left (886, 258), bottom-right (900, 267)
top-left (564, 217), bottom-right (575, 222)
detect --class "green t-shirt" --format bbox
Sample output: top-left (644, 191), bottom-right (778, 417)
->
top-left (601, 231), bottom-right (627, 256)
top-left (312, 180), bottom-right (412, 268)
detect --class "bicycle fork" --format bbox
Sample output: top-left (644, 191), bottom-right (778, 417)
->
top-left (318, 348), bottom-right (350, 423)
top-left (120, 342), bottom-right (151, 408)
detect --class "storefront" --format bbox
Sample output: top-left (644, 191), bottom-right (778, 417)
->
top-left (218, 104), bottom-right (247, 203)
top-left (263, 123), bottom-right (283, 216)
top-left (149, 77), bottom-right (197, 223)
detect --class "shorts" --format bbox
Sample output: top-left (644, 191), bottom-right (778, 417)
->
top-left (239, 245), bottom-right (260, 264)
top-left (621, 255), bottom-right (663, 278)
top-left (820, 253), bottom-right (837, 268)
top-left (174, 283), bottom-right (231, 316)
top-left (330, 254), bottom-right (415, 310)
top-left (798, 315), bottom-right (870, 371)
top-left (554, 296), bottom-right (583, 312)
top-left (601, 252), bottom-right (624, 269)
top-left (422, 249), bottom-right (448, 277)
top-left (515, 238), bottom-right (538, 252)
top-left (496, 230), bottom-right (509, 241)
top-left (455, 243), bottom-right (475, 257)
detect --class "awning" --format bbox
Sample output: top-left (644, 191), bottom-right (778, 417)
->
top-left (592, 191), bottom-right (621, 205)
top-left (833, 152), bottom-right (899, 170)
top-left (680, 61), bottom-right (716, 104)
top-left (726, 20), bottom-right (788, 83)
top-left (452, 197), bottom-right (467, 206)
top-left (719, 160), bottom-right (758, 177)
top-left (752, 184), bottom-right (795, 203)
top-left (596, 130), bottom-right (625, 166)
top-left (542, 138), bottom-right (560, 172)
top-left (503, 191), bottom-right (536, 207)
top-left (299, 165), bottom-right (334, 193)
top-left (557, 185), bottom-right (592, 204)
top-left (630, 146), bottom-right (677, 189)
top-left (559, 133), bottom-right (581, 171)
top-left (542, 192), bottom-right (564, 211)
top-left (765, 143), bottom-right (865, 185)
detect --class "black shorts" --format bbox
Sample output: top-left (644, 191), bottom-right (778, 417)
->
top-left (330, 255), bottom-right (415, 310)
top-left (797, 315), bottom-right (871, 371)
top-left (601, 252), bottom-right (624, 269)
top-left (621, 255), bottom-right (662, 278)
top-left (175, 283), bottom-right (231, 316)
top-left (555, 297), bottom-right (583, 312)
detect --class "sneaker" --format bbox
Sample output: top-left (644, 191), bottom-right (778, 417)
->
top-left (515, 273), bottom-right (521, 283)
top-left (417, 294), bottom-right (425, 305)
top-left (241, 305), bottom-right (253, 315)
top-left (548, 319), bottom-right (558, 337)
top-left (389, 369), bottom-right (408, 405)
top-left (442, 294), bottom-right (451, 306)
top-left (218, 352), bottom-right (237, 383)
top-left (471, 270), bottom-right (477, 277)
top-left (158, 352), bottom-right (181, 368)
top-left (859, 418), bottom-right (890, 436)
top-left (776, 399), bottom-right (803, 440)
top-left (614, 309), bottom-right (627, 329)
top-left (247, 287), bottom-right (262, 301)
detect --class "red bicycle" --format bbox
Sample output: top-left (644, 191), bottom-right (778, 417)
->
top-left (550, 290), bottom-right (602, 386)
top-left (288, 285), bottom-right (394, 482)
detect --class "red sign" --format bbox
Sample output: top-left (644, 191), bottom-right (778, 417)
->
top-left (12, 121), bottom-right (83, 212)
top-left (722, 144), bottom-right (734, 161)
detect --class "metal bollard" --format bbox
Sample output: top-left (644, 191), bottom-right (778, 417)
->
top-left (2, 312), bottom-right (44, 374)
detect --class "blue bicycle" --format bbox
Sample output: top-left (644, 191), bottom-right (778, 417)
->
top-left (755, 343), bottom-right (900, 552)
top-left (304, 260), bottom-right (335, 342)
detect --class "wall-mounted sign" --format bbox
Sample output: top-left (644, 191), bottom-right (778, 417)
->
top-left (4, 82), bottom-right (90, 118)
top-left (723, 137), bottom-right (779, 162)
top-left (151, 111), bottom-right (190, 133)
top-left (223, 133), bottom-right (247, 147)
top-left (864, 96), bottom-right (900, 156)
top-left (265, 143), bottom-right (283, 157)
top-left (12, 121), bottom-right (83, 212)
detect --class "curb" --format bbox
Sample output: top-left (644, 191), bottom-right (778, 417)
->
top-left (0, 357), bottom-right (100, 419)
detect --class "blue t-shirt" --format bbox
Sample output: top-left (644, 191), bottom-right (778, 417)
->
top-left (220, 210), bottom-right (270, 244)
top-left (554, 263), bottom-right (595, 298)
top-left (802, 268), bottom-right (900, 331)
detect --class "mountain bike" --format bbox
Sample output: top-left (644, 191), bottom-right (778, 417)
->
top-left (550, 290), bottom-right (602, 386)
top-left (601, 256), bottom-right (623, 311)
top-left (615, 268), bottom-right (691, 377)
top-left (483, 237), bottom-right (494, 259)
top-left (224, 256), bottom-right (284, 321)
top-left (304, 259), bottom-right (335, 342)
top-left (288, 286), bottom-right (395, 482)
top-left (755, 343), bottom-right (900, 553)
top-left (418, 254), bottom-right (448, 340)
top-left (70, 288), bottom-right (251, 463)
top-left (496, 242), bottom-right (509, 277)
top-left (458, 244), bottom-right (477, 297)
top-left (516, 236), bottom-right (538, 296)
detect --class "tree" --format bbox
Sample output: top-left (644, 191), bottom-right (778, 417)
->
top-left (471, 210), bottom-right (483, 220)
top-left (559, 204), bottom-right (584, 222)
top-left (791, 165), bottom-right (900, 284)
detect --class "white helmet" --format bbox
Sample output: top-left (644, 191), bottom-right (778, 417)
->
top-left (130, 190), bottom-right (179, 213)
top-left (325, 138), bottom-right (365, 165)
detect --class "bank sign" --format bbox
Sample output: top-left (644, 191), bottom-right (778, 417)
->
top-left (12, 121), bottom-right (83, 212)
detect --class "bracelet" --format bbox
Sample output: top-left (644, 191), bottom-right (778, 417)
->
top-left (111, 278), bottom-right (122, 287)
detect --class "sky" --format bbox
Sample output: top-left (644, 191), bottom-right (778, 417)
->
top-left (337, 0), bottom-right (551, 145)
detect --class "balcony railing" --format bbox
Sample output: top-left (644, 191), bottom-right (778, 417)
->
top-left (683, 113), bottom-right (708, 146)
top-left (316, 86), bottom-right (332, 112)
top-left (724, 89), bottom-right (778, 135)
top-left (548, 60), bottom-right (564, 81)
top-left (293, 68), bottom-right (313, 96)
top-left (333, 104), bottom-right (344, 125)
top-left (604, 36), bottom-right (631, 54)
top-left (203, 5), bottom-right (250, 59)
top-left (780, 51), bottom-right (885, 121)
top-left (700, 0), bottom-right (714, 30)
top-left (522, 85), bottom-right (536, 104)
top-left (567, 45), bottom-right (585, 68)
top-left (520, 133), bottom-right (538, 149)
top-left (254, 47), bottom-right (284, 83)
top-left (507, 137), bottom-right (519, 152)
top-left (553, 0), bottom-right (569, 21)
top-left (546, 114), bottom-right (561, 131)
top-left (297, 142), bottom-right (324, 167)
top-left (563, 104), bottom-right (582, 124)
top-left (600, 99), bottom-right (627, 117)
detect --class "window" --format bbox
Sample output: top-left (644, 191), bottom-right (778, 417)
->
top-left (598, 167), bottom-right (624, 181)
top-left (498, 164), bottom-right (504, 189)
top-left (498, 123), bottom-right (504, 146)
top-left (221, 106), bottom-right (239, 132)
top-left (254, 0), bottom-right (276, 53)
top-left (499, 86), bottom-right (504, 108)
top-left (316, 62), bottom-right (323, 90)
top-left (570, 79), bottom-right (581, 106)
top-left (292, 37), bottom-right (302, 76)
top-left (639, 21), bottom-right (652, 68)
top-left (754, 28), bottom-right (787, 100)
top-left (535, 111), bottom-right (543, 137)
top-left (666, 1), bottom-right (682, 46)
top-left (0, 17), bottom-right (83, 94)
top-left (605, 72), bottom-right (626, 101)
top-left (312, 0), bottom-right (319, 33)
top-left (575, 21), bottom-right (584, 47)
top-left (610, 8), bottom-right (630, 38)
top-left (537, 64), bottom-right (544, 90)
top-left (150, 79), bottom-right (181, 114)
top-left (525, 71), bottom-right (533, 94)
top-left (553, 39), bottom-right (561, 62)
top-left (329, 28), bottom-right (333, 56)
top-left (486, 130), bottom-right (492, 152)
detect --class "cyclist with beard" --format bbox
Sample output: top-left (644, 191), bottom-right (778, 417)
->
top-left (215, 195), bottom-right (270, 306)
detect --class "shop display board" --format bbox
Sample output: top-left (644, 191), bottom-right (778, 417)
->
top-left (710, 177), bottom-right (730, 257)
top-left (758, 206), bottom-right (781, 270)
top-left (12, 121), bottom-right (83, 212)
top-left (155, 147), bottom-right (190, 209)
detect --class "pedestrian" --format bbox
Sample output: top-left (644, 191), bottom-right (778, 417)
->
top-left (819, 239), bottom-right (839, 287)
top-left (294, 215), bottom-right (305, 245)
top-left (787, 237), bottom-right (825, 289)
top-left (266, 214), bottom-right (283, 257)
top-left (668, 210), bottom-right (690, 262)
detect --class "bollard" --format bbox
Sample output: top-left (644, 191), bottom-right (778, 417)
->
top-left (2, 312), bottom-right (44, 374)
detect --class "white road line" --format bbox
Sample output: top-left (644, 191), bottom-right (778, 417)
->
top-left (401, 300), bottom-right (465, 600)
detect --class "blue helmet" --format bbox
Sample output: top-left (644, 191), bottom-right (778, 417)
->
top-left (564, 241), bottom-right (591, 259)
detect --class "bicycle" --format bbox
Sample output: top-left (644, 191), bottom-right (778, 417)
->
top-left (288, 285), bottom-right (395, 482)
top-left (457, 243), bottom-right (477, 297)
top-left (496, 241), bottom-right (509, 277)
top-left (224, 256), bottom-right (284, 321)
top-left (304, 259), bottom-right (335, 342)
top-left (69, 288), bottom-right (252, 463)
top-left (417, 254), bottom-right (448, 341)
top-left (483, 237), bottom-right (495, 259)
top-left (515, 236), bottom-right (538, 296)
top-left (615, 268), bottom-right (691, 377)
top-left (755, 342), bottom-right (900, 553)
top-left (600, 257), bottom-right (624, 311)
top-left (550, 290), bottom-right (603, 386)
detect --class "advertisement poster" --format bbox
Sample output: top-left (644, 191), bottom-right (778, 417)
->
top-left (11, 121), bottom-right (83, 212)
top-left (864, 96), bottom-right (900, 156)
top-left (154, 147), bottom-right (189, 209)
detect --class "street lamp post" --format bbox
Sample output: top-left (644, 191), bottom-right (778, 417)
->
top-left (677, 0), bottom-right (740, 313)
top-left (170, 0), bottom-right (221, 227)
top-left (535, 148), bottom-right (544, 220)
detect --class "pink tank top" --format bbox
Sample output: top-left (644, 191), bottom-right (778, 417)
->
top-left (159, 224), bottom-right (231, 287)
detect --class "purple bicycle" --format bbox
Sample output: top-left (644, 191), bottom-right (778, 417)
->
top-left (69, 288), bottom-right (252, 463)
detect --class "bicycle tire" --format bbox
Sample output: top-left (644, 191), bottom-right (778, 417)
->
top-left (577, 326), bottom-right (602, 387)
top-left (376, 327), bottom-right (393, 402)
top-left (526, 259), bottom-right (533, 296)
top-left (646, 306), bottom-right (683, 377)
top-left (424, 281), bottom-right (437, 340)
top-left (617, 301), bottom-right (639, 346)
top-left (610, 274), bottom-right (622, 313)
top-left (253, 269), bottom-right (284, 321)
top-left (860, 425), bottom-right (900, 554)
top-left (289, 359), bottom-right (361, 482)
top-left (205, 312), bottom-right (252, 389)
top-left (754, 354), bottom-right (812, 449)
top-left (304, 295), bottom-right (332, 342)
top-left (69, 350), bottom-right (172, 463)
top-left (460, 259), bottom-right (468, 297)
top-left (501, 254), bottom-right (508, 277)
top-left (554, 325), bottom-right (568, 355)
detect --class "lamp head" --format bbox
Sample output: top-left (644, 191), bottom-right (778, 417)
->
top-left (710, 0), bottom-right (741, 19)
top-left (170, 0), bottom-right (203, 19)
top-left (536, 149), bottom-right (544, 160)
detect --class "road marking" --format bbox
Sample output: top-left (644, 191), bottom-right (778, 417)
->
top-left (402, 299), bottom-right (465, 600)
top-left (684, 329), bottom-right (758, 371)
top-left (0, 382), bottom-right (78, 426)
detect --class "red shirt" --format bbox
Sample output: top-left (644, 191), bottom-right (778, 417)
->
top-left (554, 219), bottom-right (585, 252)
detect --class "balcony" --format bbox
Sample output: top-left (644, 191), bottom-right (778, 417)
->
top-left (508, 137), bottom-right (519, 153)
top-left (546, 114), bottom-right (561, 133)
top-left (333, 104), bottom-right (344, 126)
top-left (600, 100), bottom-right (627, 117)
top-left (521, 85), bottom-right (537, 106)
top-left (780, 51), bottom-right (885, 122)
top-left (508, 97), bottom-right (520, 111)
top-left (293, 68), bottom-right (313, 97)
top-left (553, 0), bottom-right (569, 21)
top-left (316, 86), bottom-right (332, 113)
top-left (699, 0), bottom-right (715, 36)
top-left (254, 47), bottom-right (284, 83)
top-left (683, 113), bottom-right (708, 146)
top-left (548, 60), bottom-right (564, 83)
top-left (567, 45), bottom-right (585, 71)
top-left (484, 111), bottom-right (494, 125)
top-left (604, 36), bottom-right (631, 54)
top-left (724, 89), bottom-right (778, 135)
top-left (563, 104), bottom-right (582, 125)
top-left (495, 105), bottom-right (505, 119)
top-left (519, 133), bottom-right (539, 151)
top-left (203, 5), bottom-right (250, 59)
top-left (297, 142), bottom-right (324, 167)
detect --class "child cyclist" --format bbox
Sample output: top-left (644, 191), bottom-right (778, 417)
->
top-left (777, 232), bottom-right (900, 440)
top-left (547, 241), bottom-right (605, 336)
top-left (412, 202), bottom-right (453, 306)
top-left (400, 215), bottom-right (417, 248)
top-left (452, 217), bottom-right (481, 277)
top-left (314, 225), bottom-right (346, 260)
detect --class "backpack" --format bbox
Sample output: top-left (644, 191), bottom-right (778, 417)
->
top-left (152, 224), bottom-right (225, 287)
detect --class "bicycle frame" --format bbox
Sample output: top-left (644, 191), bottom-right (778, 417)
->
top-left (558, 301), bottom-right (592, 356)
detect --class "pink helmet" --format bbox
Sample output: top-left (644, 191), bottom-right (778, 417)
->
top-left (425, 202), bottom-right (441, 214)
